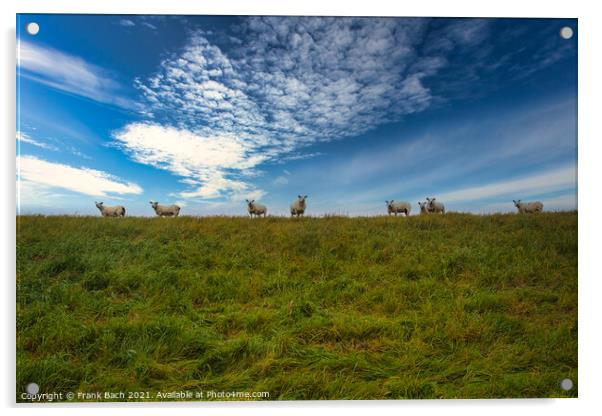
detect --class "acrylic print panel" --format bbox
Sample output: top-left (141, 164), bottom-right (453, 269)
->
top-left (16, 14), bottom-right (577, 402)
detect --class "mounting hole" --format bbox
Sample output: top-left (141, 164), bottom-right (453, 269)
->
top-left (560, 378), bottom-right (573, 391)
top-left (26, 22), bottom-right (40, 36)
top-left (560, 26), bottom-right (573, 40)
top-left (26, 382), bottom-right (39, 395)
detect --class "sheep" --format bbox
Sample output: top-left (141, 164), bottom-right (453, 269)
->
top-left (426, 197), bottom-right (445, 214)
top-left (246, 199), bottom-right (267, 217)
top-left (513, 199), bottom-right (543, 214)
top-left (385, 200), bottom-right (411, 216)
top-left (95, 201), bottom-right (125, 217)
top-left (149, 201), bottom-right (181, 217)
top-left (418, 201), bottom-right (430, 215)
top-left (290, 195), bottom-right (308, 217)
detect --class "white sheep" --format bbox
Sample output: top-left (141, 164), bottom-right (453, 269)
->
top-left (418, 201), bottom-right (430, 215)
top-left (513, 199), bottom-right (543, 214)
top-left (426, 197), bottom-right (445, 214)
top-left (246, 199), bottom-right (267, 217)
top-left (385, 200), bottom-right (411, 216)
top-left (290, 195), bottom-right (308, 217)
top-left (149, 201), bottom-right (181, 217)
top-left (95, 201), bottom-right (125, 217)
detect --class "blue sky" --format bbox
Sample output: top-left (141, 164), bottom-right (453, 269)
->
top-left (16, 15), bottom-right (577, 216)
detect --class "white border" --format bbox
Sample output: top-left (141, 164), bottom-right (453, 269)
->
top-left (3, 1), bottom-right (600, 415)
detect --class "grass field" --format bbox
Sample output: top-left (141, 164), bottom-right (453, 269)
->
top-left (16, 212), bottom-right (578, 401)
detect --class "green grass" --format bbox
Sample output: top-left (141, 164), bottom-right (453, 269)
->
top-left (16, 213), bottom-right (577, 401)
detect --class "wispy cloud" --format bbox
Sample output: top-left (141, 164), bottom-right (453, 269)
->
top-left (292, 96), bottom-right (577, 214)
top-left (17, 131), bottom-right (93, 160)
top-left (17, 40), bottom-right (138, 109)
top-left (117, 17), bottom-right (159, 30)
top-left (16, 132), bottom-right (59, 151)
top-left (435, 165), bottom-right (576, 203)
top-left (423, 19), bottom-right (575, 101)
top-left (273, 176), bottom-right (289, 186)
top-left (141, 22), bottom-right (157, 30)
top-left (119, 19), bottom-right (135, 27)
top-left (17, 155), bottom-right (143, 199)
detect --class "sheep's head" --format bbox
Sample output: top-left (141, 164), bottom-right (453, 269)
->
top-left (297, 195), bottom-right (308, 203)
top-left (149, 201), bottom-right (159, 209)
top-left (386, 200), bottom-right (394, 209)
top-left (513, 199), bottom-right (521, 208)
top-left (95, 202), bottom-right (104, 209)
top-left (418, 202), bottom-right (429, 212)
top-left (246, 199), bottom-right (255, 208)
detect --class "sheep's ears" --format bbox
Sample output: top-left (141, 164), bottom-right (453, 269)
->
top-left (431, 198), bottom-right (436, 202)
top-left (298, 194), bottom-right (302, 198)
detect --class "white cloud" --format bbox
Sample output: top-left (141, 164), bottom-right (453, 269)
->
top-left (113, 123), bottom-right (264, 200)
top-left (121, 17), bottom-right (477, 200)
top-left (119, 19), bottom-right (136, 27)
top-left (141, 22), bottom-right (158, 30)
top-left (435, 166), bottom-right (576, 203)
top-left (273, 176), bottom-right (289, 186)
top-left (17, 131), bottom-right (94, 160)
top-left (17, 40), bottom-right (137, 109)
top-left (17, 155), bottom-right (143, 199)
top-left (16, 132), bottom-right (58, 151)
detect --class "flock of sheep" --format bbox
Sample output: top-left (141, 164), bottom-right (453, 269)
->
top-left (94, 197), bottom-right (544, 218)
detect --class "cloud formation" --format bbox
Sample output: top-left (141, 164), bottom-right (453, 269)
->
top-left (118, 17), bottom-right (462, 200)
top-left (17, 155), bottom-right (143, 198)
top-left (288, 96), bottom-right (577, 215)
top-left (119, 19), bottom-right (135, 27)
top-left (113, 123), bottom-right (265, 200)
top-left (114, 17), bottom-right (575, 203)
top-left (18, 40), bottom-right (137, 109)
top-left (118, 17), bottom-right (158, 30)
top-left (17, 132), bottom-right (58, 151)
top-left (273, 176), bottom-right (289, 186)
top-left (435, 166), bottom-right (576, 203)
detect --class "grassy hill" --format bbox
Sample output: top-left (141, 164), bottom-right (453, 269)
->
top-left (16, 213), bottom-right (578, 401)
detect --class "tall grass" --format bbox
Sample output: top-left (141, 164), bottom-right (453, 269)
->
top-left (16, 213), bottom-right (577, 400)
